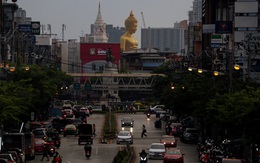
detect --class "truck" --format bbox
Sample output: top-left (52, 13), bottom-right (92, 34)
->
top-left (77, 124), bottom-right (93, 145)
top-left (2, 132), bottom-right (26, 163)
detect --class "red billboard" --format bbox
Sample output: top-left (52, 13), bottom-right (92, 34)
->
top-left (80, 43), bottom-right (120, 73)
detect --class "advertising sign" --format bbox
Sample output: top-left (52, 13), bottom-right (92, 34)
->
top-left (80, 43), bottom-right (120, 73)
top-left (31, 21), bottom-right (41, 35)
top-left (215, 21), bottom-right (233, 34)
top-left (18, 24), bottom-right (32, 32)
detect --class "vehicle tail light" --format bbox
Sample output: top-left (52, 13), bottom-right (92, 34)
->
top-left (8, 160), bottom-right (15, 162)
top-left (64, 128), bottom-right (67, 131)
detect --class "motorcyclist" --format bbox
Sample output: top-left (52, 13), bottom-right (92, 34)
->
top-left (139, 149), bottom-right (147, 157)
top-left (52, 151), bottom-right (61, 163)
top-left (84, 143), bottom-right (92, 154)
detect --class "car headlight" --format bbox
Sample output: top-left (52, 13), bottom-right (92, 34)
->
top-left (122, 122), bottom-right (124, 124)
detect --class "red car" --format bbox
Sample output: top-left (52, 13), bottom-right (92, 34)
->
top-left (163, 148), bottom-right (184, 163)
top-left (34, 138), bottom-right (54, 154)
top-left (160, 135), bottom-right (177, 147)
top-left (34, 138), bottom-right (46, 153)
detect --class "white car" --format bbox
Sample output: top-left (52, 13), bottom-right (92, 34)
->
top-left (150, 105), bottom-right (165, 113)
top-left (116, 130), bottom-right (133, 144)
top-left (147, 143), bottom-right (166, 159)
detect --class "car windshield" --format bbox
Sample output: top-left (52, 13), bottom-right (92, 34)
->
top-left (151, 144), bottom-right (165, 149)
top-left (119, 132), bottom-right (131, 136)
top-left (65, 124), bottom-right (76, 129)
top-left (166, 150), bottom-right (181, 155)
top-left (33, 129), bottom-right (46, 138)
top-left (123, 117), bottom-right (131, 121)
top-left (162, 137), bottom-right (175, 140)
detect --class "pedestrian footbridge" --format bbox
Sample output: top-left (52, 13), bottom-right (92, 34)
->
top-left (66, 73), bottom-right (165, 91)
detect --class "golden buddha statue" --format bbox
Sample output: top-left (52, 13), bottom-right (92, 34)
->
top-left (120, 10), bottom-right (138, 51)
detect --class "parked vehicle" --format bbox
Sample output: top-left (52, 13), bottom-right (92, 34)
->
top-left (0, 154), bottom-right (16, 163)
top-left (0, 150), bottom-right (21, 163)
top-left (77, 124), bottom-right (93, 145)
top-left (116, 130), bottom-right (133, 144)
top-left (180, 128), bottom-right (199, 143)
top-left (2, 133), bottom-right (26, 163)
top-left (147, 143), bottom-right (166, 160)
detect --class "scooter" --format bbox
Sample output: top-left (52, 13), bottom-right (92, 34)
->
top-left (139, 153), bottom-right (148, 163)
top-left (52, 157), bottom-right (62, 163)
top-left (85, 149), bottom-right (91, 159)
top-left (146, 113), bottom-right (150, 118)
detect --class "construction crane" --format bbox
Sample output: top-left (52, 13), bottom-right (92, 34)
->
top-left (141, 12), bottom-right (146, 29)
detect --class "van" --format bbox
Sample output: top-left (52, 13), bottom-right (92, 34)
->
top-left (222, 158), bottom-right (243, 163)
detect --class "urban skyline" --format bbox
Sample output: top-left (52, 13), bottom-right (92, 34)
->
top-left (16, 0), bottom-right (194, 44)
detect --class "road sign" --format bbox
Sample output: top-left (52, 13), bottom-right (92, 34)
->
top-left (18, 24), bottom-right (32, 32)
top-left (211, 34), bottom-right (222, 48)
top-left (84, 82), bottom-right (92, 90)
top-left (31, 112), bottom-right (35, 121)
top-left (73, 83), bottom-right (81, 90)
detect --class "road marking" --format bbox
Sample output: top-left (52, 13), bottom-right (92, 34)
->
top-left (95, 145), bottom-right (98, 155)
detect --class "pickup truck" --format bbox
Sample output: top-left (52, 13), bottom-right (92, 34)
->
top-left (77, 124), bottom-right (93, 145)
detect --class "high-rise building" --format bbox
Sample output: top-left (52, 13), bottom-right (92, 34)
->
top-left (68, 39), bottom-right (80, 73)
top-left (106, 25), bottom-right (125, 43)
top-left (141, 21), bottom-right (187, 54)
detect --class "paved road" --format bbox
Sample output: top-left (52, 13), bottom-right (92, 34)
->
top-left (116, 112), bottom-right (200, 163)
top-left (28, 113), bottom-right (119, 163)
top-left (27, 112), bottom-right (200, 163)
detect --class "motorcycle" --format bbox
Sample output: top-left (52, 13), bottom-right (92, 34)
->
top-left (54, 140), bottom-right (61, 148)
top-left (52, 157), bottom-right (62, 163)
top-left (85, 149), bottom-right (91, 159)
top-left (146, 113), bottom-right (150, 118)
top-left (139, 153), bottom-right (147, 163)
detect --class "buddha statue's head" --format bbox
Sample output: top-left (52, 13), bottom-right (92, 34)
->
top-left (125, 10), bottom-right (138, 32)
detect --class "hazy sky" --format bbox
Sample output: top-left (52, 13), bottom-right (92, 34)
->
top-left (16, 0), bottom-right (194, 42)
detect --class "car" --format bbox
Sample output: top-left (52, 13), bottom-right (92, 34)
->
top-left (71, 118), bottom-right (82, 128)
top-left (121, 117), bottom-right (134, 127)
top-left (0, 153), bottom-right (16, 163)
top-left (0, 150), bottom-right (21, 163)
top-left (62, 108), bottom-right (74, 118)
top-left (180, 128), bottom-right (199, 143)
top-left (150, 105), bottom-right (165, 113)
top-left (91, 104), bottom-right (102, 111)
top-left (160, 135), bottom-right (177, 147)
top-left (32, 128), bottom-right (48, 139)
top-left (116, 130), bottom-right (133, 144)
top-left (169, 123), bottom-right (183, 136)
top-left (0, 158), bottom-right (8, 163)
top-left (147, 143), bottom-right (166, 160)
top-left (34, 138), bottom-right (46, 153)
top-left (63, 124), bottom-right (77, 137)
top-left (79, 107), bottom-right (90, 116)
top-left (163, 148), bottom-right (184, 163)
